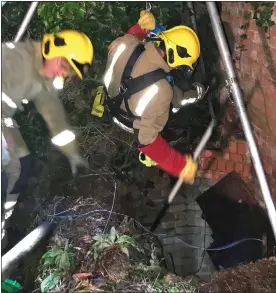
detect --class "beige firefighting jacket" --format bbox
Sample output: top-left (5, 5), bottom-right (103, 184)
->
top-left (104, 34), bottom-right (187, 146)
top-left (1, 41), bottom-right (78, 159)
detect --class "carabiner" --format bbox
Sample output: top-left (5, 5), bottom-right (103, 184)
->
top-left (146, 2), bottom-right (152, 11)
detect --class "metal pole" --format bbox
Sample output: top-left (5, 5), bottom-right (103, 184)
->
top-left (168, 118), bottom-right (216, 204)
top-left (150, 84), bottom-right (217, 232)
top-left (14, 1), bottom-right (39, 43)
top-left (187, 1), bottom-right (206, 75)
top-left (2, 221), bottom-right (56, 279)
top-left (206, 2), bottom-right (276, 240)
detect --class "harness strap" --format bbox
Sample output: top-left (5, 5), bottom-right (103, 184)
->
top-left (105, 44), bottom-right (168, 128)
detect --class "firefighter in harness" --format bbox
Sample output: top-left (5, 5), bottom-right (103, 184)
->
top-left (92, 10), bottom-right (205, 184)
top-left (1, 30), bottom-right (93, 250)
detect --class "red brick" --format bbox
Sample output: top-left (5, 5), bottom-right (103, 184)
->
top-left (201, 150), bottom-right (214, 158)
top-left (269, 37), bottom-right (276, 49)
top-left (218, 159), bottom-right (226, 172)
top-left (270, 26), bottom-right (276, 38)
top-left (248, 19), bottom-right (257, 31)
top-left (230, 153), bottom-right (243, 162)
top-left (271, 47), bottom-right (276, 61)
top-left (204, 170), bottom-right (213, 179)
top-left (200, 158), bottom-right (210, 170)
top-left (241, 55), bottom-right (251, 70)
top-left (238, 9), bottom-right (244, 17)
top-left (225, 160), bottom-right (235, 173)
top-left (209, 159), bottom-right (218, 171)
top-left (219, 172), bottom-right (226, 180)
top-left (243, 165), bottom-right (250, 178)
top-left (222, 152), bottom-right (230, 160)
top-left (242, 38), bottom-right (251, 50)
top-left (228, 141), bottom-right (237, 153)
top-left (235, 162), bottom-right (243, 175)
top-left (237, 142), bottom-right (248, 155)
top-left (213, 171), bottom-right (221, 180)
top-left (196, 169), bottom-right (205, 178)
top-left (246, 29), bottom-right (255, 41)
top-left (250, 61), bottom-right (262, 80)
top-left (262, 66), bottom-right (276, 82)
top-left (264, 161), bottom-right (273, 175)
top-left (249, 49), bottom-right (258, 62)
top-left (250, 91), bottom-right (265, 113)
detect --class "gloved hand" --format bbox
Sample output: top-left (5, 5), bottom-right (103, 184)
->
top-left (179, 155), bottom-right (198, 185)
top-left (138, 10), bottom-right (156, 31)
top-left (68, 153), bottom-right (89, 176)
top-left (181, 82), bottom-right (206, 106)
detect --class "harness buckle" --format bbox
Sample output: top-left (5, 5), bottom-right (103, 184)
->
top-left (119, 83), bottom-right (127, 94)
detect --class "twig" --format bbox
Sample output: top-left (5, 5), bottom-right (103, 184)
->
top-left (102, 180), bottom-right (117, 234)
top-left (49, 203), bottom-right (99, 217)
top-left (79, 172), bottom-right (115, 178)
top-left (152, 271), bottom-right (161, 288)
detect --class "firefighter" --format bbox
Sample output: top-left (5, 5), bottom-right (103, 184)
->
top-left (2, 30), bottom-right (93, 175)
top-left (101, 10), bottom-right (204, 184)
top-left (1, 30), bottom-right (93, 250)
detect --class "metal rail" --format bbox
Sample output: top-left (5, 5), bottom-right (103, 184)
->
top-left (2, 222), bottom-right (56, 279)
top-left (14, 2), bottom-right (39, 43)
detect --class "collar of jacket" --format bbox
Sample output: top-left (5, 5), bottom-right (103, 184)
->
top-left (143, 41), bottom-right (171, 73)
top-left (32, 41), bottom-right (45, 76)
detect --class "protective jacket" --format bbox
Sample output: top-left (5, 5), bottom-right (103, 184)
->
top-left (2, 41), bottom-right (78, 160)
top-left (104, 33), bottom-right (195, 177)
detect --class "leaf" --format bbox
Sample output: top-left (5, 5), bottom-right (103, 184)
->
top-left (40, 273), bottom-right (61, 293)
top-left (117, 235), bottom-right (133, 243)
top-left (121, 246), bottom-right (129, 257)
top-left (59, 252), bottom-right (71, 271)
top-left (93, 235), bottom-right (103, 241)
top-left (41, 249), bottom-right (63, 261)
top-left (109, 227), bottom-right (117, 242)
top-left (43, 257), bottom-right (56, 266)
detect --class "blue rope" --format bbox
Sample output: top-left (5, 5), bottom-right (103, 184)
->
top-left (53, 211), bottom-right (263, 252)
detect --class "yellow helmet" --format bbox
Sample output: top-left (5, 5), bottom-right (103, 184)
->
top-left (42, 30), bottom-right (94, 79)
top-left (159, 25), bottom-right (200, 69)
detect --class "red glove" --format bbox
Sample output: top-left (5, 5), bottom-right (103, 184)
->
top-left (138, 136), bottom-right (187, 177)
top-left (127, 23), bottom-right (147, 40)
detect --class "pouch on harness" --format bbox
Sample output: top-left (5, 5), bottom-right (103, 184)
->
top-left (94, 44), bottom-right (171, 129)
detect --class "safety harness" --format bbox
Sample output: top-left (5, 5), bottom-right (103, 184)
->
top-left (105, 44), bottom-right (172, 129)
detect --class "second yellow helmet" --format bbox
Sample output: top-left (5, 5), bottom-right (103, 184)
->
top-left (42, 30), bottom-right (94, 79)
top-left (159, 25), bottom-right (200, 69)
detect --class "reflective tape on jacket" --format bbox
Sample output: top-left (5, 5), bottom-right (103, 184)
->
top-left (51, 130), bottom-right (76, 147)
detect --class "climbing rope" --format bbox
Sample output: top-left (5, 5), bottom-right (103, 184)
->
top-left (53, 210), bottom-right (264, 252)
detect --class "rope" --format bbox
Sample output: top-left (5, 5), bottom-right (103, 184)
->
top-left (53, 211), bottom-right (263, 252)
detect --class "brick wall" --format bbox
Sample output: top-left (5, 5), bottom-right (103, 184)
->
top-left (197, 141), bottom-right (250, 183)
top-left (197, 2), bottom-right (276, 203)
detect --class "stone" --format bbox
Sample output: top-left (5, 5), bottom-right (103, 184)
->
top-left (169, 204), bottom-right (187, 213)
top-left (174, 210), bottom-right (203, 220)
top-left (161, 221), bottom-right (175, 229)
top-left (161, 236), bottom-right (184, 245)
top-left (175, 226), bottom-right (203, 235)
